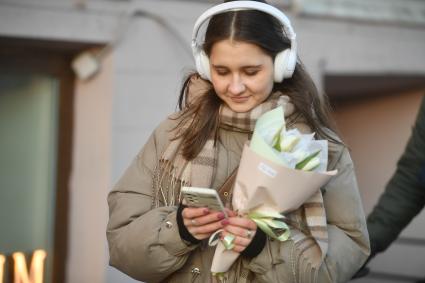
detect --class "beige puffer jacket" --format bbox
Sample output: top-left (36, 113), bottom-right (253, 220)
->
top-left (107, 117), bottom-right (370, 283)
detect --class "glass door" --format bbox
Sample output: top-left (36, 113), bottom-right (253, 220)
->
top-left (0, 72), bottom-right (59, 283)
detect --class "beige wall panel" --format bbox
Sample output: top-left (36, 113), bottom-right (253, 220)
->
top-left (67, 51), bottom-right (113, 283)
top-left (333, 91), bottom-right (424, 229)
top-left (334, 91), bottom-right (425, 280)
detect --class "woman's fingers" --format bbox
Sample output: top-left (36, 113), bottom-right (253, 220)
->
top-left (220, 230), bottom-right (253, 252)
top-left (225, 209), bottom-right (238, 217)
top-left (226, 216), bottom-right (257, 231)
top-left (185, 217), bottom-right (227, 240)
top-left (219, 216), bottom-right (258, 251)
top-left (225, 222), bottom-right (257, 240)
top-left (182, 207), bottom-right (210, 219)
top-left (181, 208), bottom-right (257, 243)
top-left (187, 220), bottom-right (223, 239)
top-left (183, 209), bottom-right (226, 227)
top-left (182, 207), bottom-right (229, 240)
top-left (232, 245), bottom-right (246, 253)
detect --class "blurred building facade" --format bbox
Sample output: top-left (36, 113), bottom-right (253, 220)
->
top-left (0, 0), bottom-right (424, 282)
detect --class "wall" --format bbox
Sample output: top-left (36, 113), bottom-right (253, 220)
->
top-left (67, 52), bottom-right (113, 283)
top-left (334, 91), bottom-right (425, 282)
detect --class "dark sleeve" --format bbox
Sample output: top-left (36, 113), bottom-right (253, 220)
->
top-left (241, 229), bottom-right (267, 258)
top-left (176, 204), bottom-right (201, 244)
top-left (367, 95), bottom-right (425, 254)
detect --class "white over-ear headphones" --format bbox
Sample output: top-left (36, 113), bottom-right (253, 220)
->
top-left (191, 1), bottom-right (297, 83)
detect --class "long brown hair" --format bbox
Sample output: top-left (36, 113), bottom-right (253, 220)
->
top-left (174, 0), bottom-right (340, 161)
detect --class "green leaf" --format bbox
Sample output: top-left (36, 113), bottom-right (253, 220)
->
top-left (302, 157), bottom-right (320, 171)
top-left (271, 125), bottom-right (284, 151)
top-left (296, 150), bottom-right (321, 170)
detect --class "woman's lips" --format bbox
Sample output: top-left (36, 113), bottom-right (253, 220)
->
top-left (230, 96), bottom-right (250, 103)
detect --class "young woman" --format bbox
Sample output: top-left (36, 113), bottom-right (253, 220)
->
top-left (107, 1), bottom-right (370, 282)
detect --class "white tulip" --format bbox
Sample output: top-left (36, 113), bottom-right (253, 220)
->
top-left (280, 135), bottom-right (300, 152)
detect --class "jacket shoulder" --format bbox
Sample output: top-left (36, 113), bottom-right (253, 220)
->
top-left (325, 130), bottom-right (349, 171)
top-left (136, 114), bottom-right (181, 161)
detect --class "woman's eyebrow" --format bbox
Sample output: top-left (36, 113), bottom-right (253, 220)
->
top-left (211, 64), bottom-right (228, 68)
top-left (242, 65), bottom-right (262, 69)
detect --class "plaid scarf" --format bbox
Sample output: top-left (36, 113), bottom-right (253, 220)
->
top-left (153, 77), bottom-right (328, 268)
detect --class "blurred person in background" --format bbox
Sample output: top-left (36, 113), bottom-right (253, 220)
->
top-left (354, 95), bottom-right (425, 282)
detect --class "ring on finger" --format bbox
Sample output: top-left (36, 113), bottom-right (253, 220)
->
top-left (246, 229), bottom-right (253, 239)
top-left (191, 219), bottom-right (197, 226)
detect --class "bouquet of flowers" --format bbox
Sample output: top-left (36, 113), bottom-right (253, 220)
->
top-left (209, 106), bottom-right (337, 276)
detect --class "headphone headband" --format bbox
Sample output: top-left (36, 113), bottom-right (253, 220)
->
top-left (192, 1), bottom-right (297, 82)
top-left (192, 1), bottom-right (296, 45)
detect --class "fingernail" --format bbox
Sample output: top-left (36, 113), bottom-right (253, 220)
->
top-left (217, 212), bottom-right (225, 219)
top-left (203, 208), bottom-right (209, 214)
top-left (221, 219), bottom-right (229, 226)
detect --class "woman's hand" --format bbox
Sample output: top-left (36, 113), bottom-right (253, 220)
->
top-left (182, 207), bottom-right (230, 240)
top-left (221, 214), bottom-right (258, 253)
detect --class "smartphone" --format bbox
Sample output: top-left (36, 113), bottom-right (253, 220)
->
top-left (181, 186), bottom-right (227, 218)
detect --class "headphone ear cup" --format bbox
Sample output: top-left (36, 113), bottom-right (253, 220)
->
top-left (274, 48), bottom-right (296, 82)
top-left (285, 49), bottom-right (297, 78)
top-left (274, 50), bottom-right (287, 83)
top-left (195, 50), bottom-right (211, 81)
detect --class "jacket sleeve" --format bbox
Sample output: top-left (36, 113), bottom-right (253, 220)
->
top-left (247, 147), bottom-right (370, 283)
top-left (106, 121), bottom-right (198, 282)
top-left (367, 96), bottom-right (425, 254)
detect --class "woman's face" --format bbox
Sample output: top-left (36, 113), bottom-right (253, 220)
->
top-left (209, 39), bottom-right (274, 113)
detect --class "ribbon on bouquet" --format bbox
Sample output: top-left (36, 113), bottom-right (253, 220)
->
top-left (248, 208), bottom-right (291, 241)
top-left (208, 208), bottom-right (291, 250)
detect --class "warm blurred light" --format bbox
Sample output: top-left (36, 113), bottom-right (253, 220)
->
top-left (12, 250), bottom-right (46, 283)
top-left (0, 254), bottom-right (5, 283)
